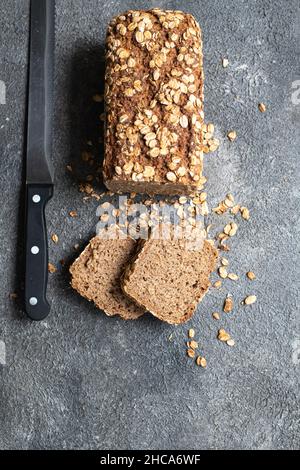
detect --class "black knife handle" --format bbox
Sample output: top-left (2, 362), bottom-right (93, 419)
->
top-left (25, 183), bottom-right (53, 321)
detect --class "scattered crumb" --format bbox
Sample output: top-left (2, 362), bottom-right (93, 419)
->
top-left (222, 58), bottom-right (229, 68)
top-left (228, 273), bottom-right (239, 281)
top-left (188, 340), bottom-right (198, 350)
top-left (214, 280), bottom-right (222, 289)
top-left (196, 356), bottom-right (207, 368)
top-left (48, 263), bottom-right (57, 274)
top-left (224, 295), bottom-right (234, 313)
top-left (51, 234), bottom-right (59, 244)
top-left (9, 293), bottom-right (18, 299)
top-left (240, 207), bottom-right (250, 220)
top-left (187, 348), bottom-right (195, 358)
top-left (227, 130), bottom-right (237, 142)
top-left (244, 295), bottom-right (257, 305)
top-left (212, 312), bottom-right (220, 320)
top-left (231, 204), bottom-right (240, 215)
top-left (227, 339), bottom-right (235, 347)
top-left (69, 211), bottom-right (78, 218)
top-left (218, 329), bottom-right (231, 342)
top-left (74, 244), bottom-right (80, 250)
top-left (221, 257), bottom-right (229, 266)
top-left (247, 271), bottom-right (256, 280)
top-left (258, 102), bottom-right (266, 112)
top-left (93, 94), bottom-right (103, 103)
top-left (66, 164), bottom-right (72, 172)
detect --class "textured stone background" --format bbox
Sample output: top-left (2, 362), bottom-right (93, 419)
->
top-left (0, 0), bottom-right (299, 450)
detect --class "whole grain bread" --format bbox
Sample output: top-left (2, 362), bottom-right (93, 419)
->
top-left (103, 9), bottom-right (205, 195)
top-left (122, 238), bottom-right (218, 324)
top-left (70, 231), bottom-right (145, 320)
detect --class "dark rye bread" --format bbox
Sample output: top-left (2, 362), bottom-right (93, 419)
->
top-left (103, 9), bottom-right (205, 195)
top-left (122, 239), bottom-right (218, 324)
top-left (70, 233), bottom-right (145, 320)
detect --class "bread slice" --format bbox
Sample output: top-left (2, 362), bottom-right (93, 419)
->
top-left (70, 231), bottom-right (145, 320)
top-left (122, 238), bottom-right (218, 324)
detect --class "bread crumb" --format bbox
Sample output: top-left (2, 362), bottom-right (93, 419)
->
top-left (214, 280), bottom-right (222, 289)
top-left (69, 211), bottom-right (78, 218)
top-left (222, 58), bottom-right (229, 68)
top-left (224, 295), bottom-right (234, 313)
top-left (51, 234), bottom-right (59, 244)
top-left (227, 339), bottom-right (235, 347)
top-left (48, 263), bottom-right (57, 274)
top-left (212, 312), bottom-right (220, 320)
top-left (227, 130), bottom-right (237, 142)
top-left (247, 271), bottom-right (256, 280)
top-left (218, 329), bottom-right (231, 342)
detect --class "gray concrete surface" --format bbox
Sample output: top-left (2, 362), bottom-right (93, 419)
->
top-left (0, 0), bottom-right (299, 450)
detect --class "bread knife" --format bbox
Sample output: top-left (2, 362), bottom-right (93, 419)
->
top-left (24, 0), bottom-right (55, 321)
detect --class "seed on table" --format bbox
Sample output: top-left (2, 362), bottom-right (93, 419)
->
top-left (247, 271), bottom-right (256, 280)
top-left (228, 273), bottom-right (239, 281)
top-left (244, 295), bottom-right (257, 305)
top-left (224, 296), bottom-right (233, 313)
top-left (188, 328), bottom-right (195, 338)
top-left (219, 266), bottom-right (228, 279)
top-left (187, 348), bottom-right (195, 358)
top-left (218, 329), bottom-right (231, 342)
top-left (258, 102), bottom-right (266, 112)
top-left (227, 130), bottom-right (237, 142)
top-left (48, 263), bottom-right (57, 274)
top-left (196, 356), bottom-right (207, 368)
top-left (51, 234), bottom-right (59, 244)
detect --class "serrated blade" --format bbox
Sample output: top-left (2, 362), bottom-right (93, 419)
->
top-left (26, 0), bottom-right (55, 185)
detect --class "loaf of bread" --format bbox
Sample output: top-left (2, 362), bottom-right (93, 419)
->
top-left (122, 238), bottom-right (218, 324)
top-left (70, 230), bottom-right (145, 320)
top-left (103, 9), bottom-right (205, 195)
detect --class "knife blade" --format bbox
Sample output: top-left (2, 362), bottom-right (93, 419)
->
top-left (25, 0), bottom-right (55, 321)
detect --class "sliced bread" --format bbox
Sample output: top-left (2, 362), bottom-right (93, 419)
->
top-left (122, 238), bottom-right (218, 324)
top-left (70, 231), bottom-right (145, 320)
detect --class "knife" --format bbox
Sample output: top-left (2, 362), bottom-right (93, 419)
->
top-left (25, 0), bottom-right (55, 321)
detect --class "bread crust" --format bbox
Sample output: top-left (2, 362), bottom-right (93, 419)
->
top-left (103, 9), bottom-right (205, 196)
